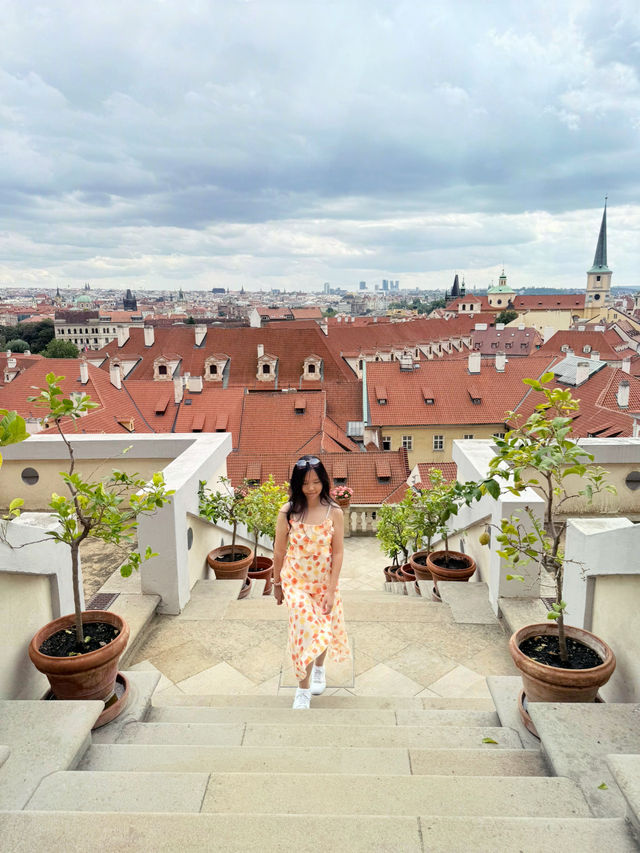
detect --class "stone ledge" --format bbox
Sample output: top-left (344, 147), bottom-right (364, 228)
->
top-left (0, 700), bottom-right (102, 810)
top-left (109, 593), bottom-right (160, 668)
top-left (528, 702), bottom-right (640, 818)
top-left (438, 582), bottom-right (498, 624)
top-left (499, 597), bottom-right (549, 634)
top-left (607, 754), bottom-right (640, 839)
top-left (487, 676), bottom-right (543, 751)
top-left (91, 670), bottom-right (161, 745)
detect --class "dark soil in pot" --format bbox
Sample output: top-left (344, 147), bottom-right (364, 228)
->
top-left (412, 554), bottom-right (427, 566)
top-left (429, 553), bottom-right (470, 571)
top-left (519, 634), bottom-right (602, 670)
top-left (215, 551), bottom-right (252, 563)
top-left (40, 622), bottom-right (120, 657)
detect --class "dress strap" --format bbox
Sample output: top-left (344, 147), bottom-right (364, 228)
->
top-left (324, 502), bottom-right (332, 520)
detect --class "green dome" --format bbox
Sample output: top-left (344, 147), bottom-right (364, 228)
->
top-left (75, 293), bottom-right (92, 304)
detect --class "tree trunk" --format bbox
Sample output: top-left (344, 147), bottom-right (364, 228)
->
top-left (71, 542), bottom-right (84, 648)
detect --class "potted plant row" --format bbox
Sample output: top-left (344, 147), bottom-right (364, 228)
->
top-left (2, 375), bottom-right (173, 728)
top-left (478, 373), bottom-right (617, 733)
top-left (199, 474), bottom-right (289, 596)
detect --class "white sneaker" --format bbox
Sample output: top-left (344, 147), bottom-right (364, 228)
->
top-left (310, 664), bottom-right (326, 696)
top-left (292, 687), bottom-right (311, 709)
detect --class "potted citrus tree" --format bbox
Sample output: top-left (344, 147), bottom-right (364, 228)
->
top-left (481, 373), bottom-right (616, 729)
top-left (376, 489), bottom-right (422, 586)
top-left (200, 476), bottom-right (254, 582)
top-left (408, 470), bottom-right (449, 584)
top-left (243, 475), bottom-right (289, 594)
top-left (422, 476), bottom-right (477, 598)
top-left (6, 374), bottom-right (173, 727)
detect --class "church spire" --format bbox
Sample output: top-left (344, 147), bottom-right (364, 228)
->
top-left (451, 273), bottom-right (460, 298)
top-left (590, 198), bottom-right (609, 272)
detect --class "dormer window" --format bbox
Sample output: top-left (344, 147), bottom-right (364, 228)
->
top-left (375, 385), bottom-right (388, 405)
top-left (209, 364), bottom-right (217, 375)
top-left (158, 365), bottom-right (167, 375)
top-left (294, 395), bottom-right (306, 414)
top-left (262, 364), bottom-right (270, 374)
top-left (583, 345), bottom-right (592, 354)
top-left (308, 363), bottom-right (315, 373)
top-left (561, 345), bottom-right (569, 353)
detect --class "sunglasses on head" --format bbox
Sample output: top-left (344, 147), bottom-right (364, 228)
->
top-left (295, 457), bottom-right (320, 469)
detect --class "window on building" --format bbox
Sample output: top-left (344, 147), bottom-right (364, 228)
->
top-left (493, 432), bottom-right (506, 440)
top-left (382, 435), bottom-right (391, 451)
top-left (209, 364), bottom-right (217, 375)
top-left (358, 359), bottom-right (363, 370)
top-left (433, 435), bottom-right (444, 451)
top-left (463, 434), bottom-right (474, 440)
top-left (596, 275), bottom-right (601, 281)
top-left (308, 363), bottom-right (316, 373)
top-left (93, 338), bottom-right (98, 343)
top-left (158, 365), bottom-right (168, 375)
top-left (461, 304), bottom-right (466, 311)
top-left (262, 364), bottom-right (271, 374)
top-left (401, 435), bottom-right (413, 451)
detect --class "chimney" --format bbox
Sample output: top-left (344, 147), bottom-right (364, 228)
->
top-left (622, 357), bottom-right (631, 374)
top-left (495, 323), bottom-right (505, 331)
top-left (633, 416), bottom-right (640, 439)
top-left (174, 376), bottom-right (183, 404)
top-left (319, 317), bottom-right (328, 335)
top-left (257, 344), bottom-right (264, 358)
top-left (399, 352), bottom-right (413, 371)
top-left (575, 360), bottom-right (590, 386)
top-left (543, 326), bottom-right (555, 343)
top-left (617, 380), bottom-right (630, 409)
top-left (79, 358), bottom-right (89, 385)
top-left (518, 324), bottom-right (525, 331)
top-left (474, 323), bottom-right (487, 331)
top-left (116, 326), bottom-right (130, 347)
top-left (495, 352), bottom-right (506, 372)
top-left (7, 356), bottom-right (16, 369)
top-left (188, 375), bottom-right (203, 393)
top-left (468, 351), bottom-right (481, 374)
top-left (578, 325), bottom-right (585, 331)
top-left (590, 351), bottom-right (600, 361)
top-left (194, 325), bottom-right (207, 346)
top-left (144, 325), bottom-right (155, 347)
top-left (109, 362), bottom-right (122, 390)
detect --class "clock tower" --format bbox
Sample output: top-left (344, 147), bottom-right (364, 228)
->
top-left (584, 200), bottom-right (612, 320)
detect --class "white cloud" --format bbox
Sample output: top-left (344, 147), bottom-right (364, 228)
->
top-left (0, 0), bottom-right (639, 292)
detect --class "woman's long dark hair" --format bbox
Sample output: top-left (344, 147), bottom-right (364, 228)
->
top-left (287, 455), bottom-right (333, 525)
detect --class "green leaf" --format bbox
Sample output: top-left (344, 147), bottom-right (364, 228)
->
top-left (485, 479), bottom-right (501, 500)
top-left (482, 737), bottom-right (498, 744)
top-left (597, 782), bottom-right (608, 790)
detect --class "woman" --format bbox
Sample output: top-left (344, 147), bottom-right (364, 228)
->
top-left (272, 455), bottom-right (350, 709)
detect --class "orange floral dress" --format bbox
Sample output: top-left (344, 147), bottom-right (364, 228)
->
top-left (281, 506), bottom-right (350, 680)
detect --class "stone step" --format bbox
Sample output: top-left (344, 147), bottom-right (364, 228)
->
top-left (146, 706), bottom-right (499, 727)
top-left (0, 700), bottom-right (103, 810)
top-left (242, 722), bottom-right (523, 750)
top-left (0, 812), bottom-right (424, 852)
top-left (200, 772), bottom-right (591, 817)
top-left (115, 721), bottom-right (522, 749)
top-left (80, 743), bottom-right (548, 777)
top-left (26, 771), bottom-right (210, 813)
top-left (152, 692), bottom-right (495, 711)
top-left (223, 596), bottom-right (444, 623)
top-left (420, 816), bottom-right (638, 852)
top-left (80, 744), bottom-right (412, 775)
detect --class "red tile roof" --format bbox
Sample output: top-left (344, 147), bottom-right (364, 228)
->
top-left (471, 326), bottom-right (542, 356)
top-left (236, 392), bottom-right (359, 454)
top-left (510, 364), bottom-right (640, 438)
top-left (226, 449), bottom-right (411, 504)
top-left (93, 325), bottom-right (355, 387)
top-left (415, 462), bottom-right (458, 486)
top-left (538, 330), bottom-right (629, 361)
top-left (366, 356), bottom-right (557, 427)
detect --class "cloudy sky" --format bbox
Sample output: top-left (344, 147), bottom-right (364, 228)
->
top-left (1, 0), bottom-right (639, 294)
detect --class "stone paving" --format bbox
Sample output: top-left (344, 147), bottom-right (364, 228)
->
top-left (130, 536), bottom-right (519, 700)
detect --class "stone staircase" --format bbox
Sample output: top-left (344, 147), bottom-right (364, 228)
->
top-left (1, 584), bottom-right (639, 851)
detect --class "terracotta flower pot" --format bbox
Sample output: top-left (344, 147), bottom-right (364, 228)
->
top-left (426, 550), bottom-right (476, 585)
top-left (400, 563), bottom-right (415, 583)
top-left (509, 622), bottom-right (616, 705)
top-left (238, 577), bottom-right (252, 599)
top-left (383, 565), bottom-right (394, 582)
top-left (29, 610), bottom-right (130, 703)
top-left (336, 497), bottom-right (351, 508)
top-left (248, 555), bottom-right (274, 595)
top-left (206, 544), bottom-right (254, 580)
top-left (388, 564), bottom-right (404, 582)
top-left (409, 550), bottom-right (433, 582)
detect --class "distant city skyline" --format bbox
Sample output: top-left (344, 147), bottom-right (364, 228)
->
top-left (1, 1), bottom-right (639, 293)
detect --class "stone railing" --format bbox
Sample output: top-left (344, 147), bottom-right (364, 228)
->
top-left (346, 505), bottom-right (381, 536)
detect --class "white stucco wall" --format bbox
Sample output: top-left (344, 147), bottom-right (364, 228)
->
top-left (591, 575), bottom-right (640, 703)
